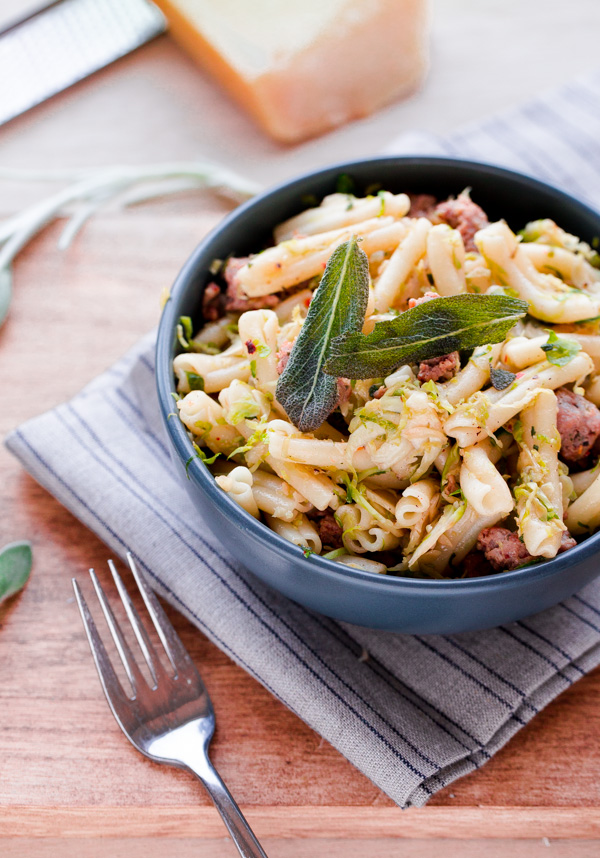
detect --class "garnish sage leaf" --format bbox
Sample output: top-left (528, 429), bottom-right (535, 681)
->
top-left (324, 294), bottom-right (528, 379)
top-left (276, 238), bottom-right (370, 431)
top-left (0, 541), bottom-right (32, 603)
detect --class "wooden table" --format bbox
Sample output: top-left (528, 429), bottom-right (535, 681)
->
top-left (1, 31), bottom-right (600, 858)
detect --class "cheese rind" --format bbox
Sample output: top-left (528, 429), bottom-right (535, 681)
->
top-left (154, 0), bottom-right (430, 143)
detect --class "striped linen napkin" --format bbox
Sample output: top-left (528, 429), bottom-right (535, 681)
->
top-left (7, 70), bottom-right (600, 808)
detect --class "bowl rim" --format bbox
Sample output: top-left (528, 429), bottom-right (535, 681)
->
top-left (156, 154), bottom-right (600, 592)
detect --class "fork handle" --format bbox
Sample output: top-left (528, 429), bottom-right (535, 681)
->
top-left (187, 757), bottom-right (269, 858)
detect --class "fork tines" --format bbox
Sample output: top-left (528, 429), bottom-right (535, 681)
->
top-left (72, 553), bottom-right (193, 702)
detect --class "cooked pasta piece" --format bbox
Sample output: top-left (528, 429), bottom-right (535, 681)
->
top-left (464, 254), bottom-right (492, 293)
top-left (413, 439), bottom-right (510, 573)
top-left (520, 242), bottom-right (600, 291)
top-left (191, 314), bottom-right (237, 349)
top-left (373, 217), bottom-right (431, 311)
top-left (476, 221), bottom-right (600, 323)
top-left (336, 504), bottom-right (401, 554)
top-left (219, 384), bottom-right (339, 510)
top-left (440, 343), bottom-right (501, 406)
top-left (570, 467), bottom-right (600, 496)
top-left (274, 191), bottom-right (410, 242)
top-left (584, 375), bottom-right (600, 406)
top-left (174, 347), bottom-right (248, 392)
top-left (267, 420), bottom-right (352, 470)
top-left (514, 389), bottom-right (565, 558)
top-left (215, 466), bottom-right (260, 517)
top-left (565, 469), bottom-right (600, 534)
top-left (235, 217), bottom-right (407, 297)
top-left (414, 504), bottom-right (499, 576)
top-left (265, 513), bottom-right (322, 553)
top-left (359, 389), bottom-right (447, 480)
top-left (250, 469), bottom-right (313, 520)
top-left (444, 352), bottom-right (594, 447)
top-left (275, 289), bottom-right (313, 323)
top-left (395, 479), bottom-right (440, 553)
top-left (333, 555), bottom-right (387, 574)
top-left (426, 224), bottom-right (467, 296)
top-left (177, 391), bottom-right (242, 454)
top-left (238, 309), bottom-right (280, 389)
top-left (502, 332), bottom-right (600, 372)
top-left (460, 441), bottom-right (514, 518)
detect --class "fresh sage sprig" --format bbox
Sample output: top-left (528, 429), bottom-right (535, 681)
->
top-left (324, 294), bottom-right (528, 379)
top-left (0, 162), bottom-right (261, 328)
top-left (0, 541), bottom-right (32, 603)
top-left (276, 238), bottom-right (369, 431)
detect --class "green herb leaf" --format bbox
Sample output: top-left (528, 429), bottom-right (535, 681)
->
top-left (490, 365), bottom-right (516, 390)
top-left (541, 329), bottom-right (582, 366)
top-left (185, 443), bottom-right (220, 477)
top-left (177, 315), bottom-right (194, 348)
top-left (0, 541), bottom-right (32, 603)
top-left (185, 371), bottom-right (205, 391)
top-left (441, 443), bottom-right (460, 484)
top-left (324, 294), bottom-right (528, 379)
top-left (322, 547), bottom-right (347, 560)
top-left (335, 173), bottom-right (355, 195)
top-left (276, 238), bottom-right (370, 431)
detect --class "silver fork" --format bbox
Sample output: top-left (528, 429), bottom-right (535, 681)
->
top-left (72, 553), bottom-right (268, 858)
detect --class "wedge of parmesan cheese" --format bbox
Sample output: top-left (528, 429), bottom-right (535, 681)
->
top-left (153, 0), bottom-right (430, 143)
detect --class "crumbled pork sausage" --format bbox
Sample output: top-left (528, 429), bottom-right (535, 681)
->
top-left (556, 387), bottom-right (600, 463)
top-left (202, 282), bottom-right (224, 321)
top-left (336, 377), bottom-right (352, 407)
top-left (417, 351), bottom-right (460, 383)
top-left (276, 340), bottom-right (294, 375)
top-left (408, 291), bottom-right (441, 308)
top-left (224, 257), bottom-right (280, 312)
top-left (407, 292), bottom-right (460, 382)
top-left (408, 193), bottom-right (438, 219)
top-left (318, 513), bottom-right (343, 550)
top-left (461, 550), bottom-right (494, 579)
top-left (434, 193), bottom-right (490, 252)
top-left (477, 526), bottom-right (577, 572)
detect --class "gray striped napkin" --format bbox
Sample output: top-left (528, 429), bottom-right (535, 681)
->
top-left (7, 70), bottom-right (600, 808)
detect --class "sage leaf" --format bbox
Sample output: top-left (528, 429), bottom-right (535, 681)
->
top-left (324, 294), bottom-right (528, 379)
top-left (0, 541), bottom-right (32, 603)
top-left (541, 329), bottom-right (582, 366)
top-left (0, 266), bottom-right (12, 328)
top-left (490, 366), bottom-right (517, 390)
top-left (276, 238), bottom-right (369, 431)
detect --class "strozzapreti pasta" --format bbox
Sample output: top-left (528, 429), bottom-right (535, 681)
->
top-left (173, 186), bottom-right (600, 579)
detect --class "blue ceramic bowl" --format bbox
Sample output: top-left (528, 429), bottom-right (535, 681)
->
top-left (156, 157), bottom-right (600, 634)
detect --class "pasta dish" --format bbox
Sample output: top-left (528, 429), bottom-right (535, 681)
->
top-left (172, 184), bottom-right (600, 579)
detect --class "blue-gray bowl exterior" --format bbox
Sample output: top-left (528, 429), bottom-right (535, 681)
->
top-left (156, 157), bottom-right (600, 634)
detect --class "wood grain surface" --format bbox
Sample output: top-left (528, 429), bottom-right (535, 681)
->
top-left (0, 34), bottom-right (599, 855)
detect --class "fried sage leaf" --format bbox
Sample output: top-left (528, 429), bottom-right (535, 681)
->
top-left (324, 294), bottom-right (528, 379)
top-left (0, 541), bottom-right (32, 603)
top-left (276, 238), bottom-right (369, 431)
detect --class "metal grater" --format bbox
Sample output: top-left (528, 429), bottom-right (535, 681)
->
top-left (0, 0), bottom-right (166, 125)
